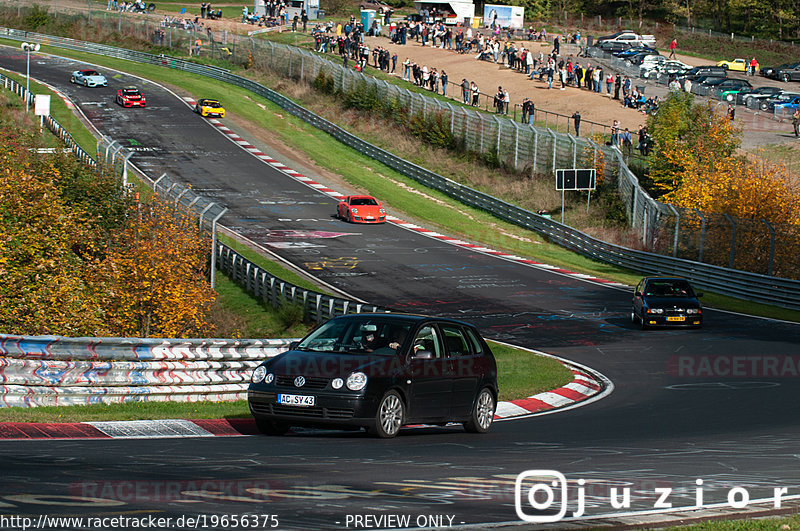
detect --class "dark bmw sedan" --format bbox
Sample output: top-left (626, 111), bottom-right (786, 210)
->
top-left (631, 277), bottom-right (703, 329)
top-left (248, 314), bottom-right (498, 438)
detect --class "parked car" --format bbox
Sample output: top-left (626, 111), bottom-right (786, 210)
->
top-left (615, 45), bottom-right (657, 59)
top-left (337, 195), bottom-right (387, 224)
top-left (760, 62), bottom-right (800, 82)
top-left (739, 86), bottom-right (783, 105)
top-left (629, 52), bottom-right (663, 66)
top-left (595, 31), bottom-right (656, 47)
top-left (716, 58), bottom-right (756, 72)
top-left (70, 69), bottom-right (107, 87)
top-left (642, 60), bottom-right (691, 79)
top-left (759, 92), bottom-right (800, 112)
top-left (248, 313), bottom-right (499, 438)
top-left (631, 277), bottom-right (703, 329)
top-left (597, 41), bottom-right (631, 54)
top-left (774, 97), bottom-right (800, 116)
top-left (705, 78), bottom-right (753, 101)
top-left (678, 66), bottom-right (728, 81)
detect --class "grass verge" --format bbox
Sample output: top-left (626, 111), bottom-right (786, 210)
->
top-left (0, 341), bottom-right (574, 421)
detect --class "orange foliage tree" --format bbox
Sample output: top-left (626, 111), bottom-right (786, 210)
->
top-left (89, 197), bottom-right (217, 338)
top-left (0, 117), bottom-right (216, 337)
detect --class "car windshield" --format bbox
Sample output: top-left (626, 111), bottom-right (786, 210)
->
top-left (351, 197), bottom-right (378, 206)
top-left (82, 70), bottom-right (100, 76)
top-left (645, 280), bottom-right (694, 298)
top-left (123, 89), bottom-right (140, 95)
top-left (296, 317), bottom-right (413, 355)
top-left (204, 100), bottom-right (221, 107)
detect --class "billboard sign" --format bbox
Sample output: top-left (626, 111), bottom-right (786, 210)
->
top-left (483, 4), bottom-right (525, 29)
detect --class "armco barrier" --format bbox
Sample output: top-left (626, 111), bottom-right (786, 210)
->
top-left (3, 27), bottom-right (800, 309)
top-left (0, 335), bottom-right (291, 407)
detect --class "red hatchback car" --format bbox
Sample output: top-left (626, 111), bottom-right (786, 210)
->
top-left (337, 195), bottom-right (386, 224)
top-left (116, 87), bottom-right (146, 108)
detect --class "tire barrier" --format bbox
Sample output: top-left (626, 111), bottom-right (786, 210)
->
top-left (0, 335), bottom-right (292, 407)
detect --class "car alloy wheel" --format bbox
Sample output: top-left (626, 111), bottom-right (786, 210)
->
top-left (464, 388), bottom-right (495, 433)
top-left (373, 391), bottom-right (404, 438)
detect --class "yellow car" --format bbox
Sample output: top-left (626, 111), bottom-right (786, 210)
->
top-left (195, 98), bottom-right (225, 118)
top-left (716, 58), bottom-right (758, 72)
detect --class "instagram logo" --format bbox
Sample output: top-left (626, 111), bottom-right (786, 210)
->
top-left (515, 470), bottom-right (569, 523)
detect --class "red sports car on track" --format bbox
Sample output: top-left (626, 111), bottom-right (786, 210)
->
top-left (116, 87), bottom-right (146, 107)
top-left (337, 195), bottom-right (386, 224)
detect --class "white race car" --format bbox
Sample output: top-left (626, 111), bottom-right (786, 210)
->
top-left (70, 69), bottom-right (108, 87)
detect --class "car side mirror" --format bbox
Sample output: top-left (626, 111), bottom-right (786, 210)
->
top-left (411, 350), bottom-right (433, 360)
top-left (289, 341), bottom-right (300, 350)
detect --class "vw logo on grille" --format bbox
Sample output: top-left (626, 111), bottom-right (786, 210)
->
top-left (294, 376), bottom-right (306, 387)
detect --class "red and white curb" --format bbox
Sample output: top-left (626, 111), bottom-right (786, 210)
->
top-left (0, 353), bottom-right (611, 439)
top-left (182, 98), bottom-right (628, 290)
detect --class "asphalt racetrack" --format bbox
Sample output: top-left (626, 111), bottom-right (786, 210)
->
top-left (2, 46), bottom-right (800, 529)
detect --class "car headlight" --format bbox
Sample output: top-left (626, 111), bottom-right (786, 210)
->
top-left (331, 378), bottom-right (344, 389)
top-left (252, 366), bottom-right (267, 383)
top-left (647, 308), bottom-right (664, 314)
top-left (686, 308), bottom-right (701, 315)
top-left (346, 372), bottom-right (367, 391)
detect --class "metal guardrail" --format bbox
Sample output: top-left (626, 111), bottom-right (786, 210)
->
top-left (2, 27), bottom-right (799, 310)
top-left (0, 335), bottom-right (290, 407)
top-left (217, 245), bottom-right (387, 322)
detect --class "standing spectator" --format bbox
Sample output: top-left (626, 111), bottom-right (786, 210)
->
top-left (521, 97), bottom-right (531, 123)
top-left (242, 5), bottom-right (248, 23)
top-left (301, 9), bottom-right (308, 32)
top-left (749, 57), bottom-right (758, 76)
top-left (391, 52), bottom-right (398, 74)
top-left (403, 58), bottom-right (411, 80)
top-left (571, 111), bottom-right (581, 136)
top-left (193, 37), bottom-right (202, 55)
top-left (503, 88), bottom-right (510, 114)
top-left (553, 35), bottom-right (560, 55)
top-left (668, 38), bottom-right (677, 59)
top-left (792, 108), bottom-right (800, 137)
top-left (605, 72), bottom-right (614, 96)
top-left (471, 81), bottom-right (480, 106)
top-left (621, 128), bottom-right (633, 155)
top-left (292, 13), bottom-right (299, 31)
top-left (494, 86), bottom-right (504, 113)
top-left (200, 2), bottom-right (207, 18)
top-left (614, 74), bottom-right (621, 100)
top-left (727, 104), bottom-right (735, 121)
top-left (440, 70), bottom-right (448, 96)
top-left (611, 119), bottom-right (620, 146)
top-left (461, 78), bottom-right (470, 104)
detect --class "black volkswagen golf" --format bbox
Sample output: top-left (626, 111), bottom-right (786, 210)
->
top-left (248, 313), bottom-right (498, 438)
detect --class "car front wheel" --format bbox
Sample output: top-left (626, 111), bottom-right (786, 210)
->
top-left (464, 388), bottom-right (495, 433)
top-left (371, 391), bottom-right (404, 438)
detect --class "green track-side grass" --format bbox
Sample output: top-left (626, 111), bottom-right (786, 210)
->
top-left (670, 514), bottom-right (800, 530)
top-left (0, 340), bottom-right (573, 421)
top-left (1, 38), bottom-right (797, 323)
top-left (0, 67), bottom-right (97, 153)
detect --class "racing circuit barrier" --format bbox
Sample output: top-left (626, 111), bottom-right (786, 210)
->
top-left (0, 335), bottom-right (291, 407)
top-left (2, 27), bottom-right (800, 309)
